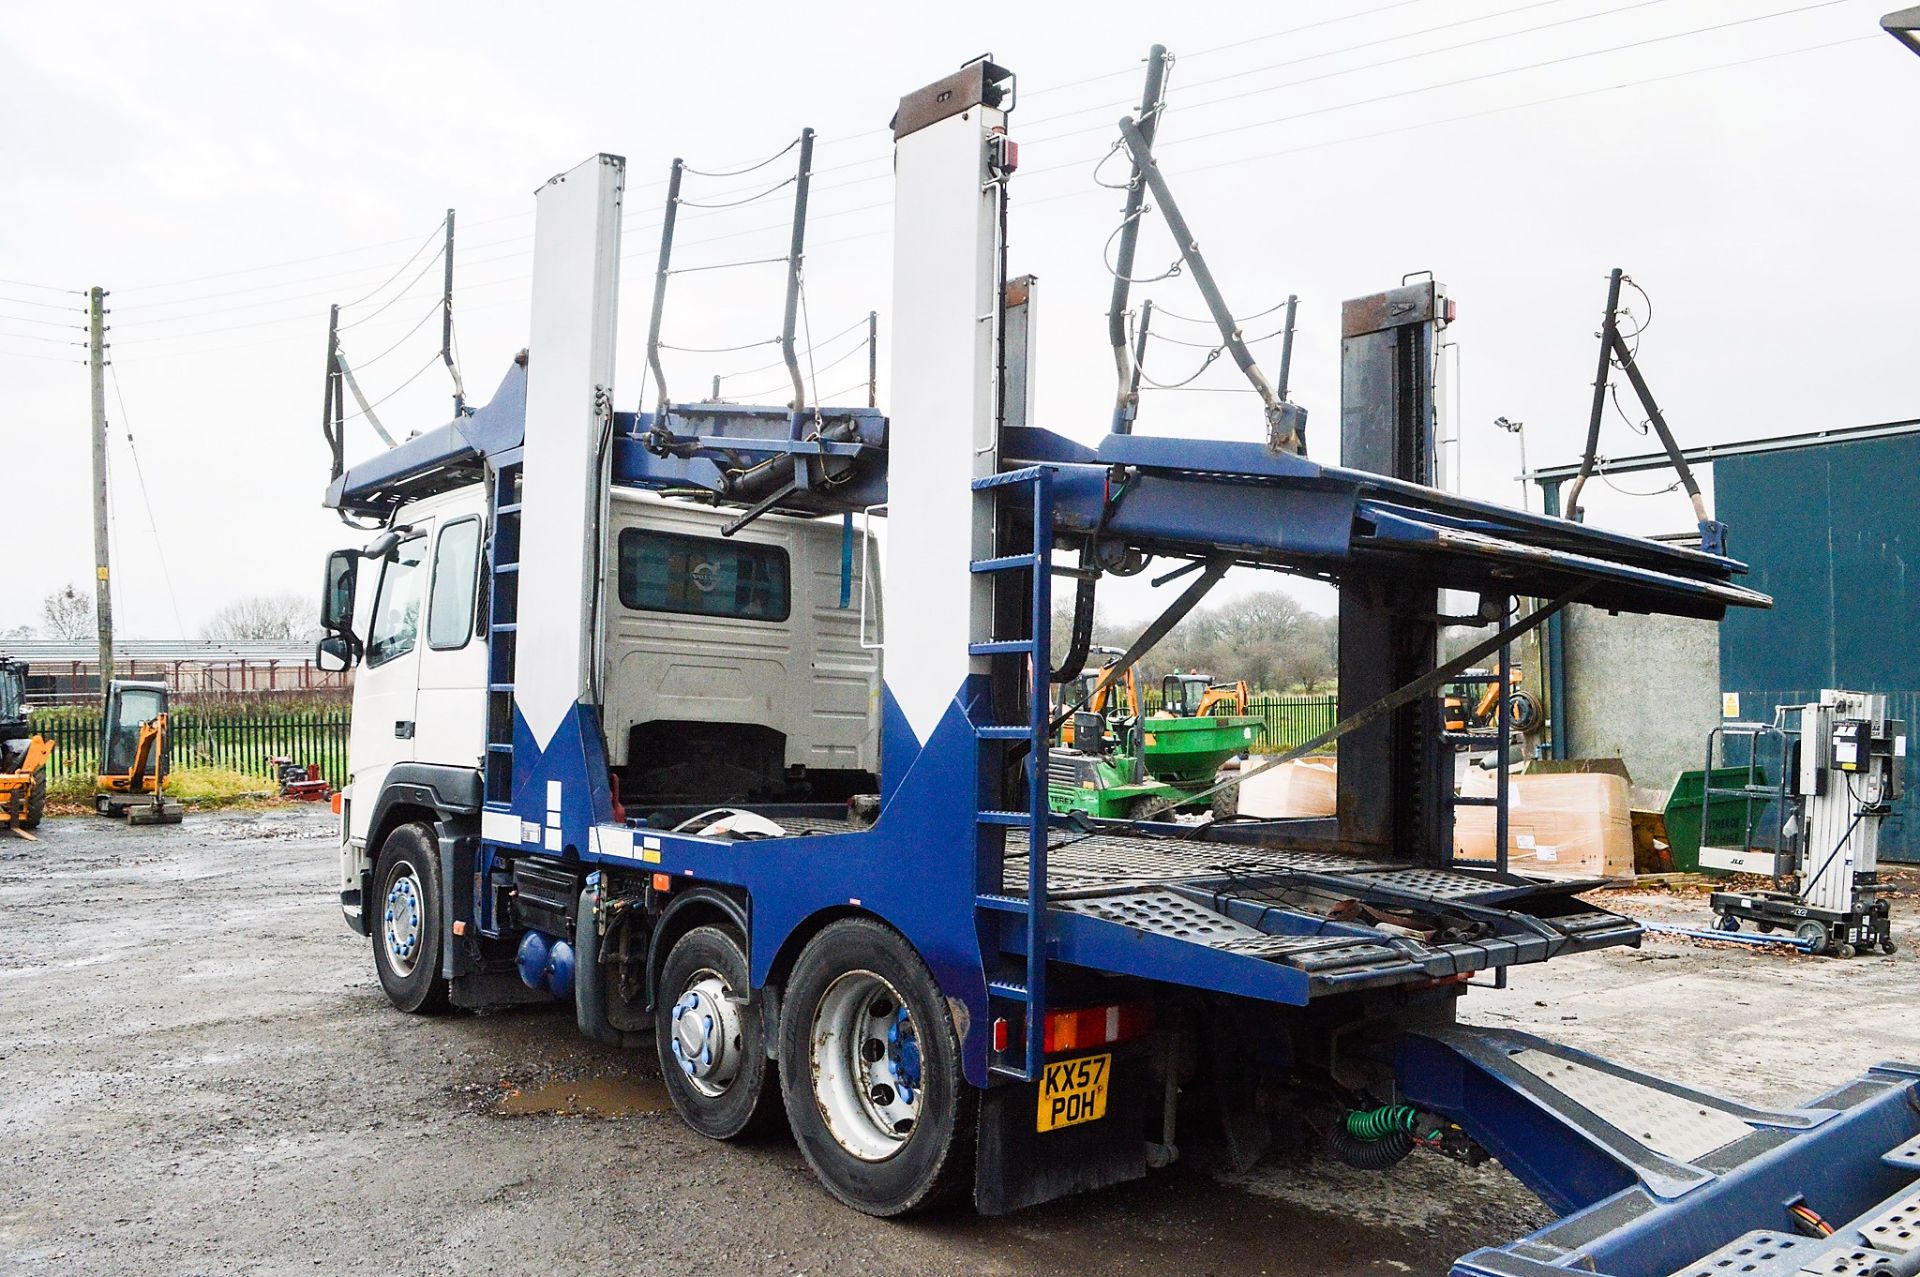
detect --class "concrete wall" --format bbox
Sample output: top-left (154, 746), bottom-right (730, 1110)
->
top-left (1563, 604), bottom-right (1720, 797)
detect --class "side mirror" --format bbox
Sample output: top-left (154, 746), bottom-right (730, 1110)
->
top-left (322, 548), bottom-right (359, 634)
top-left (360, 524), bottom-right (411, 561)
top-left (316, 631), bottom-right (360, 673)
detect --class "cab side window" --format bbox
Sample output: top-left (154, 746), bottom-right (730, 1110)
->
top-left (367, 533), bottom-right (427, 668)
top-left (427, 518), bottom-right (481, 651)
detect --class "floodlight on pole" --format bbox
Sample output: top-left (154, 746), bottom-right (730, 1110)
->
top-left (1494, 416), bottom-right (1528, 510)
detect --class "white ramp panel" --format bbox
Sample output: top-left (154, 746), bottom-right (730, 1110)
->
top-left (516, 153), bottom-right (624, 750)
top-left (883, 95), bottom-right (1003, 744)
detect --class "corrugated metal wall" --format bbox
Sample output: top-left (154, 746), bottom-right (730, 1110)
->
top-left (1715, 435), bottom-right (1920, 860)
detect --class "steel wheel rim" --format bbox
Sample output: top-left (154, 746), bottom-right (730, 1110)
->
top-left (810, 969), bottom-right (923, 1162)
top-left (670, 967), bottom-right (745, 1098)
top-left (382, 863), bottom-right (424, 976)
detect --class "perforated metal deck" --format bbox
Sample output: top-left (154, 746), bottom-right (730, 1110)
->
top-left (994, 828), bottom-right (1642, 994)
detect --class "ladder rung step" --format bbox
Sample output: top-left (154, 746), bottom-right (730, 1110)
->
top-left (970, 553), bottom-right (1039, 573)
top-left (976, 893), bottom-right (1030, 912)
top-left (972, 466), bottom-right (1048, 491)
top-left (491, 622), bottom-right (518, 632)
top-left (969, 640), bottom-right (1035, 655)
top-left (485, 743), bottom-right (514, 753)
top-left (1453, 795), bottom-right (1501, 807)
top-left (495, 502), bottom-right (523, 514)
top-left (989, 1063), bottom-right (1037, 1082)
top-left (1443, 732), bottom-right (1502, 745)
top-left (975, 725), bottom-right (1035, 740)
top-left (987, 980), bottom-right (1031, 1002)
top-left (489, 683), bottom-right (514, 692)
top-left (977, 810), bottom-right (1035, 827)
top-left (493, 563), bottom-right (520, 574)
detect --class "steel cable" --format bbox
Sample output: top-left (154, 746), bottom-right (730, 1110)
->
top-left (336, 246), bottom-right (446, 331)
top-left (336, 219), bottom-right (445, 309)
top-left (681, 135), bottom-right (801, 178)
top-left (340, 352), bottom-right (442, 422)
top-left (342, 301), bottom-right (444, 370)
top-left (676, 175), bottom-right (797, 209)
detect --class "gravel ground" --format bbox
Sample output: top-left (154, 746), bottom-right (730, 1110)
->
top-left (5, 810), bottom-right (1920, 1276)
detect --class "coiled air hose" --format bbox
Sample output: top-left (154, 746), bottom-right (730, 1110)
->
top-left (1327, 1105), bottom-right (1424, 1170)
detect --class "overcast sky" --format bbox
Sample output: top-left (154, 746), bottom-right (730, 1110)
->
top-left (6, 0), bottom-right (1916, 636)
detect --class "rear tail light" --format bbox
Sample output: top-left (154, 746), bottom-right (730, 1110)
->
top-left (1042, 1002), bottom-right (1153, 1054)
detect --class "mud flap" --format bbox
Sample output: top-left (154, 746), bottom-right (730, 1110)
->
top-left (438, 820), bottom-right (547, 1010)
top-left (974, 1047), bottom-right (1149, 1214)
top-left (574, 874), bottom-right (647, 1048)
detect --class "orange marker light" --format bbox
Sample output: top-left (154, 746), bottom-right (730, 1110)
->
top-left (651, 873), bottom-right (673, 893)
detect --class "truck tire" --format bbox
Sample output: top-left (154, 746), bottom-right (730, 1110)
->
top-left (778, 918), bottom-right (974, 1216)
top-left (656, 925), bottom-right (781, 1141)
top-left (371, 823), bottom-right (450, 1014)
top-left (20, 768), bottom-right (46, 830)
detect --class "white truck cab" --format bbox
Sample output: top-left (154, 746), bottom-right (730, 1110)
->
top-left (327, 483), bottom-right (876, 936)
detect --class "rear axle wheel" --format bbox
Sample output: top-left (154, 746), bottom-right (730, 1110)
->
top-left (779, 919), bottom-right (973, 1216)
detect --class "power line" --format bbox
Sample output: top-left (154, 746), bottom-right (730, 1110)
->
top-left (1141, 0), bottom-right (1852, 155)
top-left (106, 365), bottom-right (189, 637)
top-left (115, 209), bottom-right (524, 296)
top-left (102, 25), bottom-right (1871, 364)
top-left (0, 327), bottom-right (86, 346)
top-left (0, 278), bottom-right (83, 295)
top-left (108, 0), bottom-right (1808, 328)
top-left (0, 311), bottom-right (86, 329)
top-left (84, 3), bottom-right (1447, 310)
top-left (1023, 0), bottom-right (1594, 136)
top-left (0, 344), bottom-right (85, 364)
top-left (0, 293), bottom-right (86, 312)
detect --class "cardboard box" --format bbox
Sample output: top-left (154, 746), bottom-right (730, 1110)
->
top-left (1238, 757), bottom-right (1337, 818)
top-left (1454, 770), bottom-right (1635, 878)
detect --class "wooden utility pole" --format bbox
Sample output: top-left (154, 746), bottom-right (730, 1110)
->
top-left (88, 286), bottom-right (113, 698)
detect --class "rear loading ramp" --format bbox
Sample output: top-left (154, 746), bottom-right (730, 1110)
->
top-left (1398, 1027), bottom-right (1920, 1277)
top-left (985, 831), bottom-right (1641, 1003)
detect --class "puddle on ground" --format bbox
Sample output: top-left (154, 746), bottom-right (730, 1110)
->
top-left (497, 1075), bottom-right (669, 1118)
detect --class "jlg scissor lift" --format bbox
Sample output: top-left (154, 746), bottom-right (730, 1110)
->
top-left (313, 45), bottom-right (1920, 1277)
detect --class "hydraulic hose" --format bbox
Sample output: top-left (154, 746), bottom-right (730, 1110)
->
top-left (1326, 1105), bottom-right (1423, 1171)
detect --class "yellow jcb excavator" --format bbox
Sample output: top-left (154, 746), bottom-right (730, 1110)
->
top-left (0, 657), bottom-right (53, 832)
top-left (95, 680), bottom-right (184, 825)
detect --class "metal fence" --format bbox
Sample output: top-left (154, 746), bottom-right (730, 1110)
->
top-left (1245, 694), bottom-right (1338, 751)
top-left (23, 695), bottom-right (1338, 784)
top-left (28, 710), bottom-right (352, 787)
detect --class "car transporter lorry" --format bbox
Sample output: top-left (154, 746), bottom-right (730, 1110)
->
top-left (316, 50), bottom-right (1920, 1277)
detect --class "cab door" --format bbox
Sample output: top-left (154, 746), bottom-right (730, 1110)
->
top-left (413, 514), bottom-right (486, 771)
top-left (347, 527), bottom-right (429, 844)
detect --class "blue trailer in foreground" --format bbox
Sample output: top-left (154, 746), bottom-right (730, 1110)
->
top-left (313, 50), bottom-right (1920, 1277)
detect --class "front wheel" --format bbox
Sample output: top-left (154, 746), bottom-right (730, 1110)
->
top-left (371, 823), bottom-right (450, 1014)
top-left (778, 918), bottom-right (974, 1216)
top-left (656, 925), bottom-right (780, 1140)
top-left (20, 768), bottom-right (46, 830)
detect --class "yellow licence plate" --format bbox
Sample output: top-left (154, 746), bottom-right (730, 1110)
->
top-left (1037, 1052), bottom-right (1111, 1131)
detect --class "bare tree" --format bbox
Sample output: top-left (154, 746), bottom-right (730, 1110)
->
top-left (1052, 587), bottom-right (1337, 694)
top-left (203, 594), bottom-right (316, 643)
top-left (41, 584), bottom-right (92, 641)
